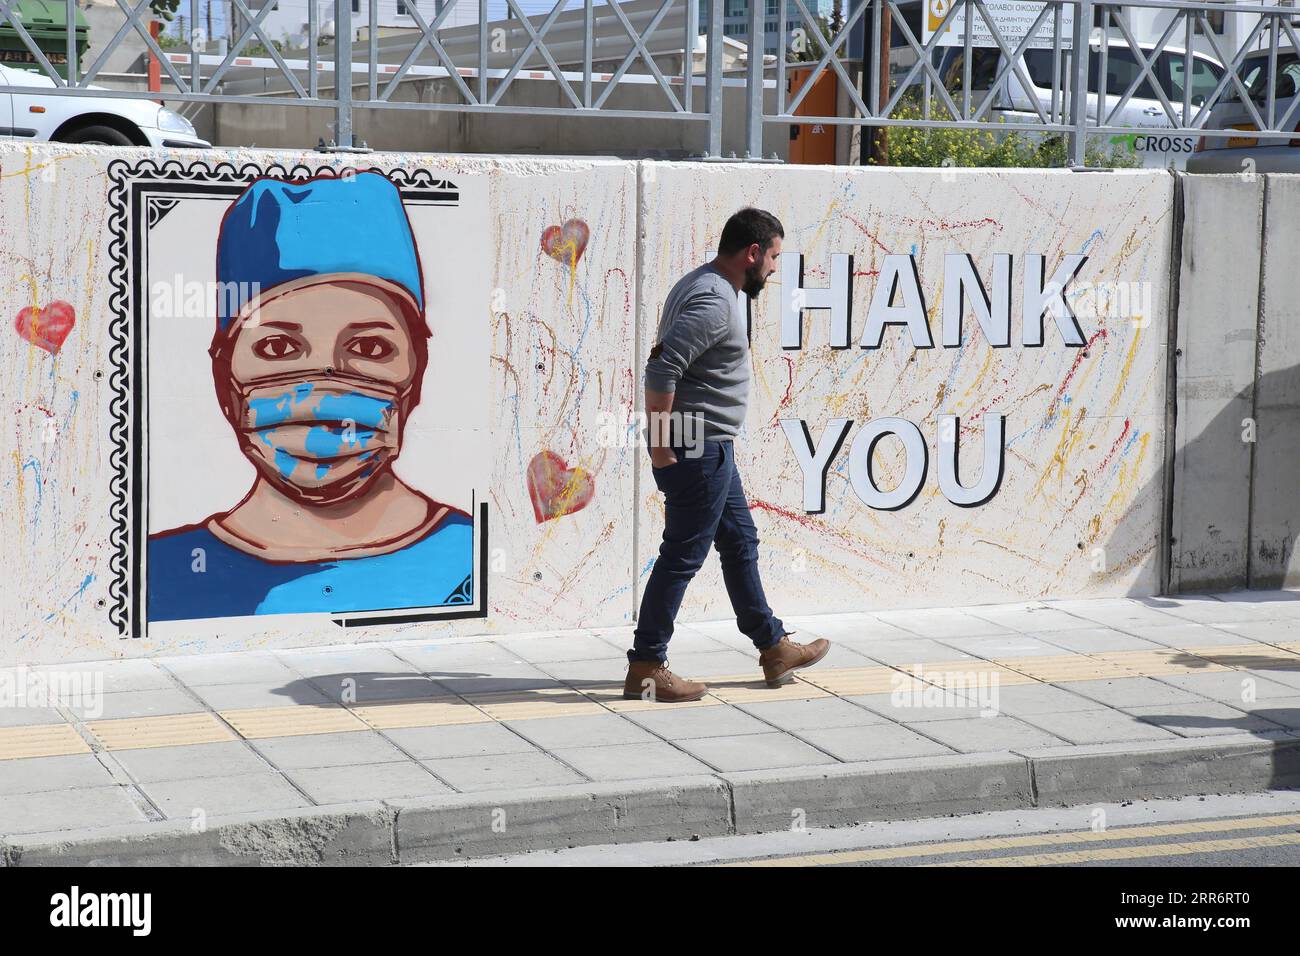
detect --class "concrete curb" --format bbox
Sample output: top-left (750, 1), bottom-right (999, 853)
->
top-left (4, 734), bottom-right (1298, 865)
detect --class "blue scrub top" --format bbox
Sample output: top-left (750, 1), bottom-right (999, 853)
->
top-left (147, 511), bottom-right (474, 622)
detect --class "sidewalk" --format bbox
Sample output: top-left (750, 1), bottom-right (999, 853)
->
top-left (2, 591), bottom-right (1299, 865)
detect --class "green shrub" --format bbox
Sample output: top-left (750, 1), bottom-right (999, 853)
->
top-left (869, 95), bottom-right (1140, 169)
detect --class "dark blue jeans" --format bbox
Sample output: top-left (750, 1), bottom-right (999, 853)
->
top-left (631, 439), bottom-right (786, 663)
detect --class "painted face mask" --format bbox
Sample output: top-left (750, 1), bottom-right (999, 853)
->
top-left (233, 374), bottom-right (405, 505)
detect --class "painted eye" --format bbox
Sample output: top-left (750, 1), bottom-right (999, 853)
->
top-left (346, 336), bottom-right (396, 360)
top-left (252, 334), bottom-right (303, 360)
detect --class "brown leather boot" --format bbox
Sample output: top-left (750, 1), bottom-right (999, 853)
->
top-left (759, 633), bottom-right (831, 687)
top-left (622, 660), bottom-right (709, 703)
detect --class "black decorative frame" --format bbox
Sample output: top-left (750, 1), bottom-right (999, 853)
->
top-left (106, 158), bottom-right (489, 639)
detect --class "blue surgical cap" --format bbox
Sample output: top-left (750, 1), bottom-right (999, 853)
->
top-left (215, 172), bottom-right (423, 330)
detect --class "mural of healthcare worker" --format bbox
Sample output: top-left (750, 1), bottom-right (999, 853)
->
top-left (147, 172), bottom-right (475, 621)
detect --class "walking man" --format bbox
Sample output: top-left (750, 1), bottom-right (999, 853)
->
top-left (624, 208), bottom-right (831, 703)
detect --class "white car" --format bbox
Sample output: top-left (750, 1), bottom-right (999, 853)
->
top-left (0, 63), bottom-right (210, 148)
top-left (1186, 46), bottom-right (1300, 173)
top-left (938, 40), bottom-right (1225, 169)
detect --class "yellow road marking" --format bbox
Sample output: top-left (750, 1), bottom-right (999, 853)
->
top-left (937, 831), bottom-right (1300, 866)
top-left (722, 813), bottom-right (1300, 866)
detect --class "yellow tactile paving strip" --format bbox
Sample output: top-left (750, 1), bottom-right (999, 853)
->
top-left (1, 640), bottom-right (1295, 761)
top-left (724, 813), bottom-right (1300, 867)
top-left (0, 723), bottom-right (91, 760)
top-left (221, 704), bottom-right (369, 739)
top-left (85, 713), bottom-right (235, 751)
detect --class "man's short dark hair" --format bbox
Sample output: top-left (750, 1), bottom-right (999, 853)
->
top-left (717, 207), bottom-right (784, 257)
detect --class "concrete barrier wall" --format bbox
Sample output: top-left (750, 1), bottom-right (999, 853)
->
top-left (1249, 175), bottom-right (1300, 588)
top-left (1169, 175), bottom-right (1264, 592)
top-left (638, 164), bottom-right (1174, 617)
top-left (1171, 173), bottom-right (1300, 592)
top-left (0, 142), bottom-right (1198, 666)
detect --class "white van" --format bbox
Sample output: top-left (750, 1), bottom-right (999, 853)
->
top-left (936, 40), bottom-right (1225, 168)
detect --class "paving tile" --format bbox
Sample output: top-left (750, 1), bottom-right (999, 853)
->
top-left (848, 689), bottom-right (993, 722)
top-left (674, 731), bottom-right (838, 772)
top-left (503, 713), bottom-right (659, 750)
top-left (190, 680), bottom-right (331, 711)
top-left (158, 653), bottom-right (299, 687)
top-left (1137, 597), bottom-right (1269, 626)
top-left (1056, 677), bottom-right (1211, 709)
top-left (980, 682), bottom-right (1102, 717)
top-left (1129, 623), bottom-right (1263, 649)
top-left (1237, 698), bottom-right (1300, 730)
top-left (32, 659), bottom-right (175, 694)
top-left (0, 706), bottom-right (65, 728)
top-left (780, 615), bottom-right (916, 641)
top-left (874, 608), bottom-right (1013, 639)
top-left (654, 622), bottom-right (768, 653)
top-left (533, 658), bottom-right (628, 686)
top-left (498, 633), bottom-right (625, 663)
top-left (937, 635), bottom-right (1075, 658)
top-left (902, 715), bottom-right (1067, 753)
top-left (379, 723), bottom-right (540, 760)
top-left (793, 724), bottom-right (954, 761)
top-left (85, 688), bottom-right (207, 720)
top-left (1122, 701), bottom-right (1289, 737)
top-left (277, 647), bottom-right (423, 679)
top-left (1155, 671), bottom-right (1299, 703)
top-left (624, 703), bottom-right (773, 740)
top-left (549, 742), bottom-right (714, 781)
top-left (658, 650), bottom-right (762, 678)
top-left (109, 741), bottom-right (271, 783)
top-left (1201, 620), bottom-right (1300, 643)
top-left (421, 751), bottom-right (585, 792)
top-left (0, 723), bottom-right (92, 760)
top-left (0, 753), bottom-right (115, 795)
top-left (250, 731), bottom-right (409, 770)
top-left (86, 713), bottom-right (236, 751)
top-left (423, 664), bottom-right (561, 696)
top-left (1042, 599), bottom-right (1185, 630)
top-left (142, 773), bottom-right (312, 818)
top-left (843, 638), bottom-right (982, 666)
top-left (287, 762), bottom-right (452, 803)
top-left (1016, 708), bottom-right (1178, 745)
top-left (391, 641), bottom-right (528, 672)
top-left (963, 603), bottom-right (1101, 633)
top-left (1033, 627), bottom-right (1168, 653)
top-left (736, 696), bottom-right (889, 731)
top-left (0, 786), bottom-right (148, 835)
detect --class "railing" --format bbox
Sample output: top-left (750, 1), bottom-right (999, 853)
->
top-left (0, 0), bottom-right (1298, 162)
top-left (756, 0), bottom-right (1300, 165)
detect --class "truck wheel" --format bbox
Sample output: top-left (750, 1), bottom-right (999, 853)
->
top-left (58, 124), bottom-right (135, 146)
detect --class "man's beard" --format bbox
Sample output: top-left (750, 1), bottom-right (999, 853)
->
top-left (741, 262), bottom-right (768, 299)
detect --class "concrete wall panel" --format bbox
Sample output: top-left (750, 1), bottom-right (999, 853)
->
top-left (1170, 175), bottom-right (1264, 592)
top-left (636, 164), bottom-right (1174, 620)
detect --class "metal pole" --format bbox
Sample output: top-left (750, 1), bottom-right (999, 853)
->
top-left (707, 0), bottom-right (723, 156)
top-left (584, 0), bottom-right (593, 109)
top-left (335, 0), bottom-right (353, 147)
top-left (745, 0), bottom-right (764, 157)
top-left (65, 0), bottom-right (77, 83)
top-left (1069, 0), bottom-right (1092, 167)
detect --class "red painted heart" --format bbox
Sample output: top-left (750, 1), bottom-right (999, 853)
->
top-left (527, 450), bottom-right (595, 523)
top-left (14, 301), bottom-right (76, 355)
top-left (540, 219), bottom-right (590, 268)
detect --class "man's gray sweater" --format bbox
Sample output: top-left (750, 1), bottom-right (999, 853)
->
top-left (643, 263), bottom-right (750, 442)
